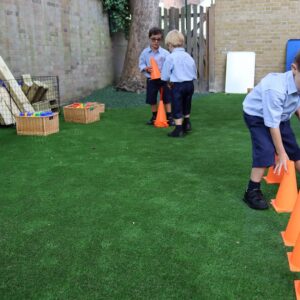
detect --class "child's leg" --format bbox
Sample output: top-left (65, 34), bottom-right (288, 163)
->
top-left (243, 113), bottom-right (275, 210)
top-left (182, 81), bottom-right (194, 132)
top-left (167, 83), bottom-right (184, 137)
top-left (161, 82), bottom-right (175, 126)
top-left (164, 103), bottom-right (171, 113)
top-left (151, 104), bottom-right (157, 112)
top-left (280, 120), bottom-right (300, 172)
top-left (250, 167), bottom-right (266, 182)
top-left (296, 161), bottom-right (300, 173)
top-left (145, 79), bottom-right (159, 125)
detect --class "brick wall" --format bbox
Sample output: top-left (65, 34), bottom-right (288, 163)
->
top-left (0, 0), bottom-right (113, 103)
top-left (210, 0), bottom-right (300, 92)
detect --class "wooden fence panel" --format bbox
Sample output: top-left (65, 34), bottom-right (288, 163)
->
top-left (199, 6), bottom-right (206, 91)
top-left (207, 4), bottom-right (215, 92)
top-left (169, 7), bottom-right (179, 30)
top-left (186, 5), bottom-right (192, 55)
top-left (164, 8), bottom-right (169, 35)
top-left (159, 4), bottom-right (209, 92)
top-left (180, 7), bottom-right (185, 36)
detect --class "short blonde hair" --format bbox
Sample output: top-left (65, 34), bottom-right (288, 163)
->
top-left (165, 30), bottom-right (185, 48)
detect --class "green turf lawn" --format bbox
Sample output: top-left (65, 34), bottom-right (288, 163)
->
top-left (0, 89), bottom-right (299, 299)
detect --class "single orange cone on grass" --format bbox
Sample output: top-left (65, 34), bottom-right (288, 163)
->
top-left (263, 165), bottom-right (283, 184)
top-left (150, 57), bottom-right (161, 80)
top-left (154, 90), bottom-right (169, 128)
top-left (294, 281), bottom-right (300, 300)
top-left (271, 160), bottom-right (298, 213)
top-left (287, 233), bottom-right (300, 272)
top-left (281, 190), bottom-right (300, 246)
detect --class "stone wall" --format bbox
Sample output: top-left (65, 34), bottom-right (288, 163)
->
top-left (0, 0), bottom-right (113, 103)
top-left (210, 0), bottom-right (300, 92)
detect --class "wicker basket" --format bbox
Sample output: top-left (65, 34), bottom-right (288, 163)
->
top-left (63, 104), bottom-right (100, 124)
top-left (96, 103), bottom-right (105, 113)
top-left (15, 113), bottom-right (59, 136)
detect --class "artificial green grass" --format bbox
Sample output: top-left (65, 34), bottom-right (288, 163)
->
top-left (0, 91), bottom-right (298, 299)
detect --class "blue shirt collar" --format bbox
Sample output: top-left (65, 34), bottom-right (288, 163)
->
top-left (147, 46), bottom-right (161, 53)
top-left (171, 47), bottom-right (185, 53)
top-left (287, 70), bottom-right (298, 95)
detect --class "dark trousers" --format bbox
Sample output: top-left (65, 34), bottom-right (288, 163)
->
top-left (146, 79), bottom-right (171, 105)
top-left (244, 112), bottom-right (300, 167)
top-left (170, 81), bottom-right (194, 119)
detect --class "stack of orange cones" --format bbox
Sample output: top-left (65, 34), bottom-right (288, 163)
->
top-left (263, 165), bottom-right (284, 184)
top-left (154, 89), bottom-right (169, 128)
top-left (150, 57), bottom-right (161, 80)
top-left (271, 160), bottom-right (298, 213)
top-left (287, 234), bottom-right (300, 272)
top-left (281, 190), bottom-right (300, 246)
top-left (295, 281), bottom-right (300, 300)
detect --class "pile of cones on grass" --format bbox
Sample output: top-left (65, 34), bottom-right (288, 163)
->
top-left (264, 159), bottom-right (300, 299)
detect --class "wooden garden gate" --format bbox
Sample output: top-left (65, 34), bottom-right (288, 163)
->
top-left (159, 4), bottom-right (215, 92)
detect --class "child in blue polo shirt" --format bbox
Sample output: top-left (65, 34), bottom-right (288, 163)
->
top-left (161, 30), bottom-right (197, 137)
top-left (139, 27), bottom-right (174, 126)
top-left (243, 51), bottom-right (300, 210)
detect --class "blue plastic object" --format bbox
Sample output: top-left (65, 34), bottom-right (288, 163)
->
top-left (40, 111), bottom-right (53, 117)
top-left (286, 39), bottom-right (300, 71)
top-left (41, 111), bottom-right (52, 117)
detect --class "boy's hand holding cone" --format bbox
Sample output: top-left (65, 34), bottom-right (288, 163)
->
top-left (144, 66), bottom-right (153, 73)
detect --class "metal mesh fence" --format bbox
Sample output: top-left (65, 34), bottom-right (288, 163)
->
top-left (0, 75), bottom-right (60, 126)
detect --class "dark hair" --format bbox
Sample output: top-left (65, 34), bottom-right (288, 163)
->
top-left (294, 51), bottom-right (300, 71)
top-left (148, 27), bottom-right (163, 38)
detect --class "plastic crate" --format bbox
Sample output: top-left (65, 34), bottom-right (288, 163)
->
top-left (15, 113), bottom-right (59, 136)
top-left (63, 104), bottom-right (100, 124)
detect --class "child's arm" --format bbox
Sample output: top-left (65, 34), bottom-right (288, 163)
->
top-left (295, 108), bottom-right (300, 120)
top-left (262, 89), bottom-right (288, 173)
top-left (269, 128), bottom-right (289, 174)
top-left (138, 52), bottom-right (152, 74)
top-left (161, 56), bottom-right (173, 82)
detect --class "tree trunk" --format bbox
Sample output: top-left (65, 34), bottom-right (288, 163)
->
top-left (117, 0), bottom-right (160, 92)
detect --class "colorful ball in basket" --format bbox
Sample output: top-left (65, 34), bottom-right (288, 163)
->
top-left (41, 111), bottom-right (53, 117)
top-left (70, 103), bottom-right (81, 108)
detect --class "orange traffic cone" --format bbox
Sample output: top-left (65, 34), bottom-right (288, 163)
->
top-left (281, 190), bottom-right (300, 246)
top-left (263, 165), bottom-right (283, 184)
top-left (271, 160), bottom-right (298, 213)
top-left (295, 281), bottom-right (300, 300)
top-left (287, 233), bottom-right (300, 272)
top-left (154, 100), bottom-right (169, 128)
top-left (150, 57), bottom-right (161, 80)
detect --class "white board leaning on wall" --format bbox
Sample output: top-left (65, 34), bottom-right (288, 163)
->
top-left (225, 51), bottom-right (256, 94)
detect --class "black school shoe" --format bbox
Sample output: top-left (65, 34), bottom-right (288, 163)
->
top-left (168, 117), bottom-right (175, 126)
top-left (183, 118), bottom-right (192, 132)
top-left (167, 125), bottom-right (184, 137)
top-left (146, 115), bottom-right (156, 125)
top-left (243, 189), bottom-right (269, 210)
